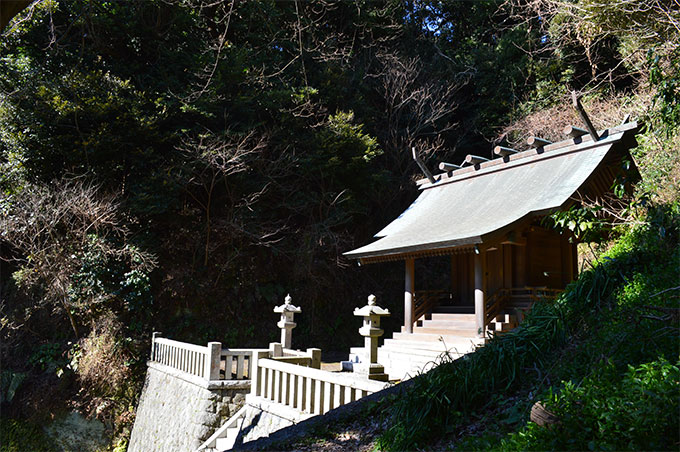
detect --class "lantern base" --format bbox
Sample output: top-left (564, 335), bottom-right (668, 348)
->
top-left (352, 362), bottom-right (389, 382)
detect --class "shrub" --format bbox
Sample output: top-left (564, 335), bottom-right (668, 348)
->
top-left (0, 418), bottom-right (56, 452)
top-left (500, 358), bottom-right (680, 451)
top-left (77, 313), bottom-right (131, 400)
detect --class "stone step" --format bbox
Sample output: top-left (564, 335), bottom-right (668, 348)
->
top-left (392, 331), bottom-right (483, 343)
top-left (419, 319), bottom-right (477, 328)
top-left (350, 338), bottom-right (472, 361)
top-left (406, 320), bottom-right (477, 331)
top-left (382, 337), bottom-right (475, 350)
top-left (411, 327), bottom-right (478, 337)
top-left (402, 324), bottom-right (478, 334)
top-left (379, 346), bottom-right (452, 361)
top-left (348, 346), bottom-right (445, 366)
top-left (380, 355), bottom-right (444, 369)
top-left (381, 339), bottom-right (480, 355)
top-left (381, 353), bottom-right (467, 380)
top-left (494, 313), bottom-right (518, 323)
top-left (215, 416), bottom-right (244, 451)
top-left (432, 306), bottom-right (475, 314)
top-left (380, 358), bottom-right (455, 376)
top-left (488, 323), bottom-right (516, 335)
top-left (428, 313), bottom-right (477, 321)
top-left (380, 353), bottom-right (443, 368)
top-left (383, 361), bottom-right (439, 379)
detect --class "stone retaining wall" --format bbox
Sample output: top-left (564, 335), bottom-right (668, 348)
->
top-left (128, 362), bottom-right (250, 452)
top-left (233, 377), bottom-right (416, 451)
top-left (231, 395), bottom-right (314, 447)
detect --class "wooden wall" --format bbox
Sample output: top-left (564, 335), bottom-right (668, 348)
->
top-left (525, 226), bottom-right (575, 289)
top-left (447, 225), bottom-right (577, 305)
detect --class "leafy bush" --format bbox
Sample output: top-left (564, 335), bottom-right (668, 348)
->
top-left (77, 314), bottom-right (132, 399)
top-left (500, 359), bottom-right (679, 451)
top-left (0, 418), bottom-right (56, 452)
top-left (378, 204), bottom-right (679, 451)
top-left (376, 302), bottom-right (568, 450)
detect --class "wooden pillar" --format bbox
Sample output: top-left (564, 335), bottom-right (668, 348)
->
top-left (404, 258), bottom-right (415, 334)
top-left (450, 255), bottom-right (457, 303)
top-left (503, 245), bottom-right (513, 289)
top-left (474, 251), bottom-right (486, 337)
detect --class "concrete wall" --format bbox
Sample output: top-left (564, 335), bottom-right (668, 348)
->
top-left (129, 362), bottom-right (250, 452)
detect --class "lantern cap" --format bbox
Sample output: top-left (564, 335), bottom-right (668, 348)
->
top-left (274, 294), bottom-right (301, 313)
top-left (353, 294), bottom-right (390, 317)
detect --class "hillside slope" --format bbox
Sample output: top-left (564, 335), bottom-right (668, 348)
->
top-left (269, 201), bottom-right (679, 451)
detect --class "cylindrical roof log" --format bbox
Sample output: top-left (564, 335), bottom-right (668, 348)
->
top-left (527, 136), bottom-right (552, 147)
top-left (439, 162), bottom-right (461, 172)
top-left (464, 155), bottom-right (489, 166)
top-left (563, 125), bottom-right (588, 138)
top-left (493, 146), bottom-right (518, 157)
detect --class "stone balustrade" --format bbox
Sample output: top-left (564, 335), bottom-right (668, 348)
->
top-left (250, 354), bottom-right (387, 416)
top-left (151, 332), bottom-right (263, 382)
top-left (151, 334), bottom-right (220, 380)
top-left (220, 349), bottom-right (254, 380)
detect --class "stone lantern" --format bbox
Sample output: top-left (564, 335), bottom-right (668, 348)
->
top-left (353, 294), bottom-right (390, 381)
top-left (274, 294), bottom-right (301, 349)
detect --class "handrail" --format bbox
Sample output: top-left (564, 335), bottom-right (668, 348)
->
top-left (195, 406), bottom-right (248, 452)
top-left (485, 289), bottom-right (510, 324)
top-left (154, 337), bottom-right (208, 354)
top-left (152, 336), bottom-right (215, 379)
top-left (253, 357), bottom-right (387, 415)
top-left (485, 287), bottom-right (562, 325)
top-left (150, 333), bottom-right (260, 381)
top-left (413, 290), bottom-right (449, 324)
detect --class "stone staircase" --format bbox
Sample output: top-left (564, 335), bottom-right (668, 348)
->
top-left (350, 309), bottom-right (485, 380)
top-left (196, 406), bottom-right (247, 452)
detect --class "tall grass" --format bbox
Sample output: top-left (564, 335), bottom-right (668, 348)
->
top-left (377, 205), bottom-right (679, 451)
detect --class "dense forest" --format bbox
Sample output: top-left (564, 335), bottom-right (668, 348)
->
top-left (1, 0), bottom-right (678, 450)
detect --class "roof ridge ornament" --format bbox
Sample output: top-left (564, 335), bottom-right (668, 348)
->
top-left (563, 125), bottom-right (588, 138)
top-left (571, 91), bottom-right (599, 141)
top-left (439, 162), bottom-right (462, 172)
top-left (494, 146), bottom-right (519, 157)
top-left (412, 147), bottom-right (436, 184)
top-left (464, 154), bottom-right (489, 167)
top-left (527, 137), bottom-right (552, 148)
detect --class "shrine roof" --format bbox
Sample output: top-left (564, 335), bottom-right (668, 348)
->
top-left (344, 121), bottom-right (639, 263)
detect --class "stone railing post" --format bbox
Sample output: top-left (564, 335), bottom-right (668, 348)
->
top-left (269, 342), bottom-right (283, 358)
top-left (250, 350), bottom-right (269, 397)
top-left (274, 294), bottom-right (301, 349)
top-left (353, 295), bottom-right (390, 381)
top-left (150, 332), bottom-right (162, 361)
top-left (306, 348), bottom-right (322, 369)
top-left (205, 341), bottom-right (222, 381)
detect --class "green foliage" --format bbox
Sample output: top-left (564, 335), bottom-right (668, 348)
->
top-left (500, 359), bottom-right (679, 451)
top-left (28, 343), bottom-right (65, 373)
top-left (379, 204), bottom-right (680, 451)
top-left (2, 1), bottom-right (679, 449)
top-left (68, 236), bottom-right (153, 330)
top-left (649, 48), bottom-right (680, 132)
top-left (546, 205), bottom-right (606, 243)
top-left (377, 303), bottom-right (568, 450)
top-left (0, 418), bottom-right (57, 452)
top-left (27, 342), bottom-right (80, 380)
top-left (0, 371), bottom-right (25, 404)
